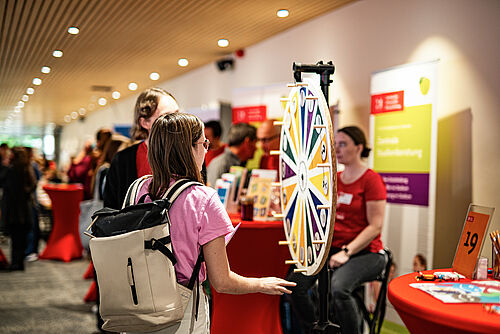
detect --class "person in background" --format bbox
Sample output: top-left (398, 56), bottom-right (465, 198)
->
top-left (129, 112), bottom-right (295, 332)
top-left (93, 135), bottom-right (129, 201)
top-left (204, 120), bottom-right (226, 167)
top-left (257, 119), bottom-right (280, 172)
top-left (67, 140), bottom-right (95, 200)
top-left (206, 123), bottom-right (257, 187)
top-left (413, 253), bottom-right (427, 272)
top-left (24, 147), bottom-right (41, 262)
top-left (2, 147), bottom-right (36, 271)
top-left (103, 87), bottom-right (179, 210)
top-left (0, 143), bottom-right (10, 167)
top-left (0, 143), bottom-right (11, 235)
top-left (287, 126), bottom-right (387, 334)
top-left (100, 88), bottom-right (178, 333)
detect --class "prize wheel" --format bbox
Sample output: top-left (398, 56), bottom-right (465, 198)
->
top-left (279, 81), bottom-right (337, 276)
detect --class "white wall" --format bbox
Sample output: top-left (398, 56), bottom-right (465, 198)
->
top-left (62, 0), bottom-right (499, 253)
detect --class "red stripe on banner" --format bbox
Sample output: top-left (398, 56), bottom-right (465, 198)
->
top-left (232, 105), bottom-right (267, 123)
top-left (371, 91), bottom-right (404, 114)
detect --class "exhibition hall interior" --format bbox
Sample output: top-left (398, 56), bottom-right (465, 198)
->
top-left (0, 0), bottom-right (498, 333)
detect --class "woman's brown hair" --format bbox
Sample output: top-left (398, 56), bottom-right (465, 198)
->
top-left (11, 147), bottom-right (36, 193)
top-left (147, 113), bottom-right (203, 199)
top-left (130, 87), bottom-right (176, 140)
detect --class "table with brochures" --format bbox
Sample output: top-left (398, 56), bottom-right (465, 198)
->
top-left (388, 269), bottom-right (500, 334)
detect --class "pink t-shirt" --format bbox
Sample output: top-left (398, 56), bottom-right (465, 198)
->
top-left (135, 178), bottom-right (234, 285)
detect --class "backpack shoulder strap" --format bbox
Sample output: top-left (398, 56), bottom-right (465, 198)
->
top-left (161, 179), bottom-right (203, 208)
top-left (122, 175), bottom-right (152, 209)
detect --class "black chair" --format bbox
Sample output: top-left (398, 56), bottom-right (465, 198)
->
top-left (354, 248), bottom-right (393, 334)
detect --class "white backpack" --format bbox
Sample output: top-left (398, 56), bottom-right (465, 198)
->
top-left (88, 177), bottom-right (203, 333)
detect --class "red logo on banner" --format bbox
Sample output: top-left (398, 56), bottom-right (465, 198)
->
top-left (232, 105), bottom-right (267, 123)
top-left (371, 91), bottom-right (404, 114)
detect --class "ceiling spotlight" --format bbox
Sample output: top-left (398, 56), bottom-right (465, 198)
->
top-left (17, 101), bottom-right (25, 108)
top-left (178, 58), bottom-right (189, 67)
top-left (98, 97), bottom-right (107, 106)
top-left (78, 108), bottom-right (86, 115)
top-left (68, 26), bottom-right (79, 35)
top-left (64, 115), bottom-right (71, 123)
top-left (52, 50), bottom-right (63, 58)
top-left (277, 9), bottom-right (289, 18)
top-left (26, 87), bottom-right (35, 94)
top-left (22, 95), bottom-right (29, 102)
top-left (128, 82), bottom-right (138, 91)
top-left (112, 91), bottom-right (121, 99)
top-left (218, 39), bottom-right (229, 48)
top-left (14, 107), bottom-right (21, 113)
top-left (149, 72), bottom-right (160, 80)
top-left (88, 103), bottom-right (95, 110)
top-left (41, 66), bottom-right (51, 74)
top-left (33, 78), bottom-right (42, 85)
top-left (71, 111), bottom-right (78, 119)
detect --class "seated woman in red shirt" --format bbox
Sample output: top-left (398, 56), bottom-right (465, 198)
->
top-left (288, 126), bottom-right (387, 334)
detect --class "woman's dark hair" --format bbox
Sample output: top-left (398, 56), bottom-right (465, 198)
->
top-left (414, 253), bottom-right (427, 270)
top-left (204, 120), bottom-right (223, 138)
top-left (228, 123), bottom-right (257, 147)
top-left (130, 87), bottom-right (176, 140)
top-left (101, 135), bottom-right (128, 165)
top-left (147, 113), bottom-right (203, 199)
top-left (11, 147), bottom-right (36, 193)
top-left (338, 126), bottom-right (371, 158)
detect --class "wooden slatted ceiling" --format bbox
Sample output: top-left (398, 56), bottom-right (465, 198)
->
top-left (0, 0), bottom-right (355, 126)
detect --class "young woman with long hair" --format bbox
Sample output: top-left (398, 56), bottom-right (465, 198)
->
top-left (130, 112), bottom-right (295, 333)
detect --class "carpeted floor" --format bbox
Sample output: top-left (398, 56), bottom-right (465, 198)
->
top-left (0, 237), bottom-right (98, 334)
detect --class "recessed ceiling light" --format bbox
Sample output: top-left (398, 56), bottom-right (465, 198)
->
top-left (98, 97), bottom-right (107, 106)
top-left (128, 82), bottom-right (138, 91)
top-left (178, 58), bottom-right (189, 67)
top-left (112, 91), bottom-right (121, 99)
top-left (149, 72), bottom-right (160, 80)
top-left (14, 107), bottom-right (21, 113)
top-left (218, 39), bottom-right (229, 47)
top-left (52, 50), bottom-right (63, 58)
top-left (32, 78), bottom-right (42, 85)
top-left (64, 115), bottom-right (71, 123)
top-left (26, 87), bottom-right (35, 94)
top-left (41, 66), bottom-right (51, 74)
top-left (22, 95), bottom-right (29, 102)
top-left (277, 9), bottom-right (289, 18)
top-left (17, 101), bottom-right (24, 108)
top-left (78, 108), bottom-right (86, 115)
top-left (68, 26), bottom-right (79, 35)
top-left (71, 111), bottom-right (78, 119)
top-left (88, 103), bottom-right (95, 110)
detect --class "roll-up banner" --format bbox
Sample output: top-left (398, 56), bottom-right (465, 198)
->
top-left (370, 60), bottom-right (438, 273)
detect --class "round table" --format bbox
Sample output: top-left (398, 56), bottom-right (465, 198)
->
top-left (39, 183), bottom-right (84, 262)
top-left (388, 269), bottom-right (500, 334)
top-left (210, 214), bottom-right (290, 334)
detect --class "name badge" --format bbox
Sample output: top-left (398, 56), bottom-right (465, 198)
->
top-left (338, 192), bottom-right (353, 205)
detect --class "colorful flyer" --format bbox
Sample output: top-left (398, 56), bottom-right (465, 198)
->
top-left (410, 281), bottom-right (500, 304)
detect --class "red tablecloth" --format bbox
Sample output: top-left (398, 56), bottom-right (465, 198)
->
top-left (39, 183), bottom-right (83, 262)
top-left (210, 214), bottom-right (289, 334)
top-left (388, 269), bottom-right (500, 334)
